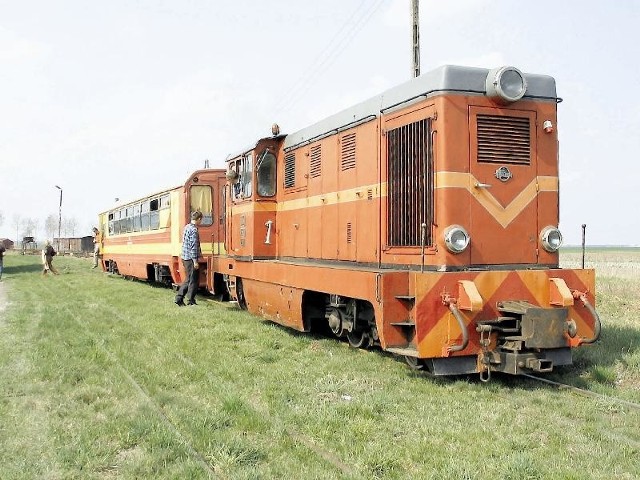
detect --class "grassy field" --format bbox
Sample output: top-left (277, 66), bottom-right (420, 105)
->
top-left (0, 251), bottom-right (638, 479)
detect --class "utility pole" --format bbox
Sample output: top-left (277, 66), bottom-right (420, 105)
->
top-left (55, 185), bottom-right (62, 253)
top-left (411, 0), bottom-right (420, 78)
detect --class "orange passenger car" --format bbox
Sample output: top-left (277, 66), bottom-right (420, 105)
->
top-left (212, 65), bottom-right (600, 379)
top-left (98, 169), bottom-right (226, 290)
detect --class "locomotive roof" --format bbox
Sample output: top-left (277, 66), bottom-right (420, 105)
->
top-left (284, 64), bottom-right (557, 150)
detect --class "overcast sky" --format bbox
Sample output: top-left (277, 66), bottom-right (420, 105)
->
top-left (1, 0), bottom-right (638, 245)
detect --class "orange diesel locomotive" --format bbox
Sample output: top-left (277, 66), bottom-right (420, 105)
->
top-left (212, 65), bottom-right (600, 379)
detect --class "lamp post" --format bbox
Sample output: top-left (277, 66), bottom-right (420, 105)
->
top-left (55, 185), bottom-right (62, 253)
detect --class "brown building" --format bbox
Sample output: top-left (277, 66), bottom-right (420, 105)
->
top-left (54, 236), bottom-right (93, 255)
top-left (0, 238), bottom-right (15, 250)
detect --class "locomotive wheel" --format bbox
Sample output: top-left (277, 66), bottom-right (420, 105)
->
top-left (347, 329), bottom-right (369, 349)
top-left (404, 356), bottom-right (425, 370)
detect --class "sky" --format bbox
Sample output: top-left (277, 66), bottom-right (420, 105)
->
top-left (0, 0), bottom-right (638, 246)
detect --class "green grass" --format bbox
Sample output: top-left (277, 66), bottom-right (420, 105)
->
top-left (0, 252), bottom-right (639, 479)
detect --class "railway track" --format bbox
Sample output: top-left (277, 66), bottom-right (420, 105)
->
top-left (523, 373), bottom-right (640, 411)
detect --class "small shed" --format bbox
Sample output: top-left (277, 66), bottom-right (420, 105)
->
top-left (54, 236), bottom-right (94, 255)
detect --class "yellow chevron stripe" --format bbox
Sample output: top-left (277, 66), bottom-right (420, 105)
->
top-left (105, 227), bottom-right (170, 239)
top-left (436, 172), bottom-right (558, 228)
top-left (228, 173), bottom-right (557, 228)
top-left (103, 242), bottom-right (225, 256)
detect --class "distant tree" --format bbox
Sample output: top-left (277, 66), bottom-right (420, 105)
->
top-left (45, 214), bottom-right (58, 240)
top-left (63, 217), bottom-right (78, 237)
top-left (21, 218), bottom-right (38, 239)
top-left (0, 211), bottom-right (4, 228)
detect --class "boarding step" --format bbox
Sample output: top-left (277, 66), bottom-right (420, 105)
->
top-left (395, 295), bottom-right (415, 301)
top-left (386, 346), bottom-right (419, 356)
top-left (390, 321), bottom-right (415, 327)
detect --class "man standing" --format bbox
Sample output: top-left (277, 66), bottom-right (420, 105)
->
top-left (175, 211), bottom-right (203, 306)
top-left (92, 227), bottom-right (102, 269)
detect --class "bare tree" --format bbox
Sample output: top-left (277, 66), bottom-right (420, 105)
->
top-left (0, 211), bottom-right (4, 228)
top-left (45, 214), bottom-right (58, 240)
top-left (63, 217), bottom-right (78, 237)
top-left (21, 218), bottom-right (38, 239)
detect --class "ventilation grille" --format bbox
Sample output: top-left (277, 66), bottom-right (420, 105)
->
top-left (341, 133), bottom-right (356, 171)
top-left (284, 152), bottom-right (296, 188)
top-left (310, 145), bottom-right (322, 178)
top-left (477, 114), bottom-right (531, 164)
top-left (346, 223), bottom-right (352, 243)
top-left (387, 118), bottom-right (433, 247)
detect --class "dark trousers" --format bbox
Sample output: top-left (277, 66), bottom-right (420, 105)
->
top-left (176, 259), bottom-right (199, 304)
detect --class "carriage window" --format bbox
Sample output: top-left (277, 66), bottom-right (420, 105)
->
top-left (141, 201), bottom-right (150, 230)
top-left (116, 209), bottom-right (125, 234)
top-left (190, 185), bottom-right (213, 226)
top-left (125, 206), bottom-right (134, 232)
top-left (150, 198), bottom-right (160, 230)
top-left (257, 150), bottom-right (277, 197)
top-left (133, 204), bottom-right (141, 232)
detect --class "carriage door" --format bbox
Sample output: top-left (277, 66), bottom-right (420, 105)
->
top-left (216, 175), bottom-right (227, 255)
top-left (468, 107), bottom-right (537, 265)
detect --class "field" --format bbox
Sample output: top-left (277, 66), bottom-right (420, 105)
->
top-left (0, 250), bottom-right (638, 479)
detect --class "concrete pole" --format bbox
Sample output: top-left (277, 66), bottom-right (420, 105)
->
top-left (412, 0), bottom-right (420, 78)
top-left (55, 185), bottom-right (62, 253)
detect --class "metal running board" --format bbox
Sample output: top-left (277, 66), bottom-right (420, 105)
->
top-left (390, 321), bottom-right (415, 327)
top-left (386, 346), bottom-right (419, 356)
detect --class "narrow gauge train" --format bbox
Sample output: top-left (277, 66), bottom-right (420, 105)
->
top-left (99, 65), bottom-right (601, 380)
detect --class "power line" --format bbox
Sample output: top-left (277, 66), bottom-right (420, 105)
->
top-left (273, 0), bottom-right (389, 117)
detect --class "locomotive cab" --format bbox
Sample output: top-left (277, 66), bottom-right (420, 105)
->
top-left (224, 136), bottom-right (284, 261)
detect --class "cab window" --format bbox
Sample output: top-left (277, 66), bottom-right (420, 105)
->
top-left (257, 150), bottom-right (277, 197)
top-left (242, 153), bottom-right (253, 198)
top-left (231, 154), bottom-right (253, 201)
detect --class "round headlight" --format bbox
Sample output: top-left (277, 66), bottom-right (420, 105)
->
top-left (540, 226), bottom-right (563, 252)
top-left (486, 66), bottom-right (527, 103)
top-left (444, 225), bottom-right (470, 254)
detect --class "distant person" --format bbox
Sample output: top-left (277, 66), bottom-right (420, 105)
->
top-left (92, 227), bottom-right (102, 269)
top-left (0, 243), bottom-right (5, 280)
top-left (42, 241), bottom-right (59, 275)
top-left (175, 211), bottom-right (203, 306)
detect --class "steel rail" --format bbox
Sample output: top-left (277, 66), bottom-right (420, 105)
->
top-left (523, 374), bottom-right (640, 411)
